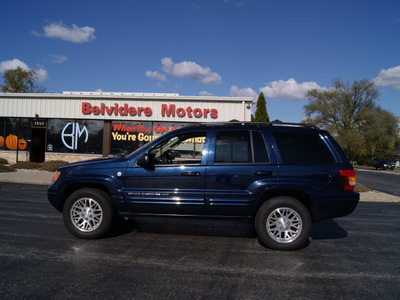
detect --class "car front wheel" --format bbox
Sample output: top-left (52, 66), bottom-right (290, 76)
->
top-left (63, 188), bottom-right (114, 239)
top-left (255, 197), bottom-right (312, 251)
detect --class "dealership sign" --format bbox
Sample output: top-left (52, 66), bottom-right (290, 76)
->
top-left (81, 102), bottom-right (218, 119)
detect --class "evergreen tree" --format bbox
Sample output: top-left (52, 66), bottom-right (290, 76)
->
top-left (253, 92), bottom-right (270, 122)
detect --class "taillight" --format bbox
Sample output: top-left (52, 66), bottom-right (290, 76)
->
top-left (340, 169), bottom-right (356, 191)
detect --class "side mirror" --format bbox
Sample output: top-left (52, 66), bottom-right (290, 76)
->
top-left (137, 154), bottom-right (152, 168)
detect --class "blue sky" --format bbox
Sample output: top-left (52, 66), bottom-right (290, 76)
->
top-left (1, 0), bottom-right (399, 122)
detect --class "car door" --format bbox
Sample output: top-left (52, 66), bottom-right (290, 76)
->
top-left (205, 128), bottom-right (278, 217)
top-left (124, 129), bottom-right (210, 215)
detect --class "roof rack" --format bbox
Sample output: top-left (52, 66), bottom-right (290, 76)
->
top-left (186, 120), bottom-right (319, 129)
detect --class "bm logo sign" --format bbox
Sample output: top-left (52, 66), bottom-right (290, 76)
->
top-left (61, 122), bottom-right (88, 150)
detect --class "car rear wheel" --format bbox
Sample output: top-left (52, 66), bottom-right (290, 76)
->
top-left (255, 197), bottom-right (312, 250)
top-left (63, 188), bottom-right (114, 239)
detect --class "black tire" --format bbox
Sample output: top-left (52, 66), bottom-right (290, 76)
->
top-left (63, 188), bottom-right (114, 239)
top-left (255, 197), bottom-right (312, 251)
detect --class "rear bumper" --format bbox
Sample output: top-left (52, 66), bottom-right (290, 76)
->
top-left (310, 191), bottom-right (360, 221)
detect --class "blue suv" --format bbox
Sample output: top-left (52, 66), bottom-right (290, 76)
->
top-left (48, 122), bottom-right (359, 250)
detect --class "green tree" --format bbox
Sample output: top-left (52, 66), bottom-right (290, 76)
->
top-left (362, 107), bottom-right (399, 160)
top-left (0, 67), bottom-right (45, 93)
top-left (304, 78), bottom-right (399, 162)
top-left (336, 128), bottom-right (367, 163)
top-left (304, 79), bottom-right (377, 136)
top-left (253, 92), bottom-right (270, 122)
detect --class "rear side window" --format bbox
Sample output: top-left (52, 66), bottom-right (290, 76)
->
top-left (214, 130), bottom-right (269, 164)
top-left (252, 131), bottom-right (269, 163)
top-left (215, 131), bottom-right (252, 163)
top-left (273, 131), bottom-right (335, 164)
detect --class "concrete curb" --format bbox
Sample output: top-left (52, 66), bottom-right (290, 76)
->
top-left (360, 191), bottom-right (400, 203)
top-left (1, 169), bottom-right (399, 203)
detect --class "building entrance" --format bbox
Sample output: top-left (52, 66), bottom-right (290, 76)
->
top-left (30, 127), bottom-right (46, 163)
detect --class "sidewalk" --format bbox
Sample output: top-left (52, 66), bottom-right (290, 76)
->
top-left (0, 169), bottom-right (54, 185)
top-left (1, 169), bottom-right (399, 203)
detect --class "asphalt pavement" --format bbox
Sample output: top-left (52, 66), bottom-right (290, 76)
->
top-left (0, 168), bottom-right (399, 202)
top-left (355, 168), bottom-right (400, 197)
top-left (1, 182), bottom-right (399, 299)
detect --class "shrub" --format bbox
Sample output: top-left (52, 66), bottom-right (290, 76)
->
top-left (0, 158), bottom-right (9, 165)
top-left (41, 160), bottom-right (69, 172)
top-left (10, 161), bottom-right (42, 170)
top-left (0, 164), bottom-right (16, 173)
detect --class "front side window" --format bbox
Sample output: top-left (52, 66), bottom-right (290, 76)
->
top-left (149, 131), bottom-right (206, 165)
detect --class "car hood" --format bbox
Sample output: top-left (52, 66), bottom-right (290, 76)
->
top-left (58, 156), bottom-right (129, 171)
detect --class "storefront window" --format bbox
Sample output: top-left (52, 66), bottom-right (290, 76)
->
top-left (0, 118), bottom-right (31, 151)
top-left (110, 121), bottom-right (188, 155)
top-left (1, 117), bottom-right (192, 156)
top-left (111, 121), bottom-right (153, 154)
top-left (152, 122), bottom-right (186, 137)
top-left (0, 119), bottom-right (4, 150)
top-left (47, 119), bottom-right (103, 154)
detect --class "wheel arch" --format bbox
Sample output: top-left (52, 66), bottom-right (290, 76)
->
top-left (253, 189), bottom-right (315, 220)
top-left (61, 183), bottom-right (112, 212)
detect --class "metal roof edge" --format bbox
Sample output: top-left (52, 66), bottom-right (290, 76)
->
top-left (0, 92), bottom-right (253, 103)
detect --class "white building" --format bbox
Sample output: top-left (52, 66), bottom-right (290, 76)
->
top-left (0, 92), bottom-right (252, 163)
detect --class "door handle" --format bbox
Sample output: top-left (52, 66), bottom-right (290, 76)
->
top-left (254, 171), bottom-right (273, 176)
top-left (181, 171), bottom-right (201, 176)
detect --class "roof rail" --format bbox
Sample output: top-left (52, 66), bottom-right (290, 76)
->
top-left (248, 120), bottom-right (319, 129)
top-left (186, 120), bottom-right (319, 129)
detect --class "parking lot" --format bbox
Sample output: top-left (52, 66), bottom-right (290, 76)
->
top-left (0, 182), bottom-right (399, 299)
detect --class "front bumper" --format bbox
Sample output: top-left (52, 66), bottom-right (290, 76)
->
top-left (48, 184), bottom-right (65, 212)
